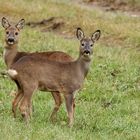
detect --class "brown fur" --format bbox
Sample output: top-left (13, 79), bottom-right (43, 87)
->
top-left (2, 17), bottom-right (73, 118)
top-left (8, 28), bottom-right (101, 126)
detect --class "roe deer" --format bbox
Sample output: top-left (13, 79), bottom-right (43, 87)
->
top-left (8, 28), bottom-right (101, 126)
top-left (2, 17), bottom-right (73, 118)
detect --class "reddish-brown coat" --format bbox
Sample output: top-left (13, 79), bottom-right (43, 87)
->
top-left (2, 17), bottom-right (73, 119)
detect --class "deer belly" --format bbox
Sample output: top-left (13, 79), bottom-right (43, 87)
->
top-left (38, 81), bottom-right (58, 92)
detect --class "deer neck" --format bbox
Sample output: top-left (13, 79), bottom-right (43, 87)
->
top-left (76, 54), bottom-right (91, 78)
top-left (4, 44), bottom-right (18, 68)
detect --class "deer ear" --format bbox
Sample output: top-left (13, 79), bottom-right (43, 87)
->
top-left (15, 19), bottom-right (25, 30)
top-left (76, 27), bottom-right (84, 40)
top-left (1, 17), bottom-right (11, 29)
top-left (91, 30), bottom-right (101, 42)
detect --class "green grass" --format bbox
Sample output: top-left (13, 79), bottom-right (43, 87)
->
top-left (0, 0), bottom-right (140, 140)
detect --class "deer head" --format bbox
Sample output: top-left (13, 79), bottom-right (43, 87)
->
top-left (2, 17), bottom-right (25, 47)
top-left (76, 27), bottom-right (101, 61)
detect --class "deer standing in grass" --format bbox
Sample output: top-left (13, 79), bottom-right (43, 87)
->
top-left (8, 28), bottom-right (101, 126)
top-left (2, 17), bottom-right (73, 118)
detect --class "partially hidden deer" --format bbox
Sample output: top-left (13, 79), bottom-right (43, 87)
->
top-left (8, 28), bottom-right (101, 126)
top-left (2, 17), bottom-right (73, 118)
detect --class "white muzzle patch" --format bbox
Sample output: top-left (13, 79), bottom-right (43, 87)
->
top-left (8, 41), bottom-right (14, 45)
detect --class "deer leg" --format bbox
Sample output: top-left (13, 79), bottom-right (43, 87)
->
top-left (64, 93), bottom-right (74, 127)
top-left (12, 92), bottom-right (34, 119)
top-left (19, 87), bottom-right (35, 123)
top-left (28, 99), bottom-right (33, 119)
top-left (50, 91), bottom-right (62, 122)
top-left (12, 89), bottom-right (23, 118)
top-left (73, 98), bottom-right (75, 118)
top-left (19, 95), bottom-right (29, 123)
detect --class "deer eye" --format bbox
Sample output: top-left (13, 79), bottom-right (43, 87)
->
top-left (90, 44), bottom-right (93, 47)
top-left (15, 32), bottom-right (18, 35)
top-left (81, 43), bottom-right (84, 46)
top-left (6, 31), bottom-right (9, 35)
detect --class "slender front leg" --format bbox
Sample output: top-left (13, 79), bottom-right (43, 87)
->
top-left (50, 91), bottom-right (62, 122)
top-left (64, 93), bottom-right (74, 127)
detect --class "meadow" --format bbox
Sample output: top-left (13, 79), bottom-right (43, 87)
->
top-left (0, 0), bottom-right (140, 139)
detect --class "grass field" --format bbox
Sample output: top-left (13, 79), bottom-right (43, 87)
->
top-left (84, 0), bottom-right (140, 10)
top-left (0, 0), bottom-right (140, 140)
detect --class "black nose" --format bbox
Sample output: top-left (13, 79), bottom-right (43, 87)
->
top-left (8, 38), bottom-right (14, 42)
top-left (84, 50), bottom-right (90, 54)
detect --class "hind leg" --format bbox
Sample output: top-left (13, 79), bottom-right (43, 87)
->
top-left (19, 94), bottom-right (34, 123)
top-left (12, 89), bottom-right (23, 118)
top-left (19, 85), bottom-right (36, 123)
top-left (28, 100), bottom-right (33, 119)
top-left (73, 98), bottom-right (75, 119)
top-left (50, 91), bottom-right (62, 121)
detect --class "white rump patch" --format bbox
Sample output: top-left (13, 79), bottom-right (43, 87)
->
top-left (7, 69), bottom-right (18, 77)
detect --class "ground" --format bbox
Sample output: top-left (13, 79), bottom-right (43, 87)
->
top-left (0, 0), bottom-right (140, 140)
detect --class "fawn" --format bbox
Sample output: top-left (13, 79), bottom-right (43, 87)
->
top-left (2, 17), bottom-right (73, 118)
top-left (8, 28), bottom-right (101, 126)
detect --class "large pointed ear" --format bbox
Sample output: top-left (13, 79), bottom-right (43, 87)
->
top-left (91, 30), bottom-right (101, 42)
top-left (1, 17), bottom-right (11, 29)
top-left (15, 19), bottom-right (25, 30)
top-left (76, 27), bottom-right (85, 40)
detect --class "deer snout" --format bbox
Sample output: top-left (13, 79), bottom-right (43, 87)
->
top-left (7, 38), bottom-right (15, 45)
top-left (83, 50), bottom-right (90, 55)
top-left (8, 38), bottom-right (14, 42)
